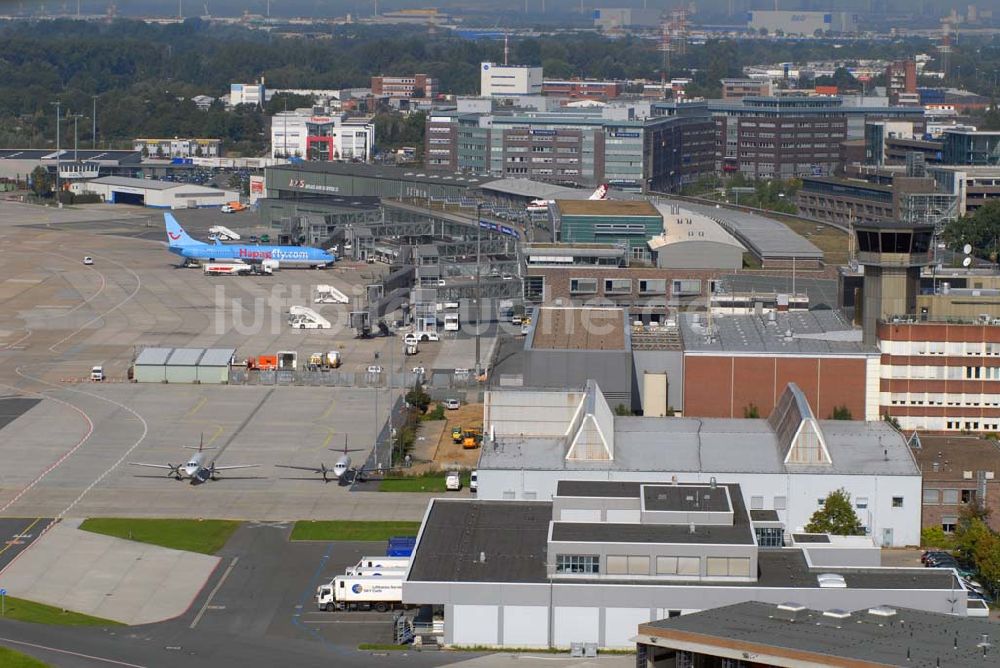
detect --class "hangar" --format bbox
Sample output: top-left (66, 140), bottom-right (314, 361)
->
top-left (133, 347), bottom-right (236, 384)
top-left (75, 176), bottom-right (238, 209)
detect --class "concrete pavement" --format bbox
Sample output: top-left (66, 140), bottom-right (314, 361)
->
top-left (0, 519), bottom-right (219, 625)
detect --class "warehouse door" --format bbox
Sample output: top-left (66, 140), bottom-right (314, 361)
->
top-left (112, 190), bottom-right (144, 206)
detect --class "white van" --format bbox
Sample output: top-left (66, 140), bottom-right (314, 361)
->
top-left (90, 366), bottom-right (105, 382)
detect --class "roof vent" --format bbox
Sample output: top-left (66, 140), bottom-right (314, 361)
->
top-left (817, 573), bottom-right (847, 588)
top-left (823, 609), bottom-right (851, 620)
top-left (688, 522), bottom-right (696, 534)
top-left (479, 551), bottom-right (487, 563)
top-left (868, 606), bottom-right (897, 618)
top-left (777, 602), bottom-right (806, 613)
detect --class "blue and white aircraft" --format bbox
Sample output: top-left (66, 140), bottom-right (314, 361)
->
top-left (164, 213), bottom-right (334, 269)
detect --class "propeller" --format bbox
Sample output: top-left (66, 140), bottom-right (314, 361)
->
top-left (320, 463), bottom-right (330, 483)
top-left (168, 464), bottom-right (182, 480)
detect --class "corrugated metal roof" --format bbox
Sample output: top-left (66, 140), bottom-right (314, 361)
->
top-left (134, 347), bottom-right (173, 365)
top-left (199, 348), bottom-right (236, 366)
top-left (166, 348), bottom-right (204, 366)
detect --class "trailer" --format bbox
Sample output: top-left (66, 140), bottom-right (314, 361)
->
top-left (344, 555), bottom-right (410, 577)
top-left (443, 312), bottom-right (460, 332)
top-left (307, 351), bottom-right (342, 370)
top-left (316, 575), bottom-right (404, 612)
top-left (276, 350), bottom-right (298, 370)
top-left (204, 262), bottom-right (251, 276)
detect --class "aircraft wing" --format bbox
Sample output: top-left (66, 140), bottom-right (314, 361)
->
top-left (128, 462), bottom-right (175, 470)
top-left (212, 464), bottom-right (259, 471)
top-left (275, 464), bottom-right (326, 473)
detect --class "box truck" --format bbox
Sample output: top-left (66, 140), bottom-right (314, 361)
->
top-left (316, 575), bottom-right (404, 612)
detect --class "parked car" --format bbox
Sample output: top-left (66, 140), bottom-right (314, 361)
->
top-left (445, 471), bottom-right (462, 491)
top-left (470, 470), bottom-right (478, 494)
top-left (444, 398), bottom-right (461, 410)
top-left (83, 256), bottom-right (94, 265)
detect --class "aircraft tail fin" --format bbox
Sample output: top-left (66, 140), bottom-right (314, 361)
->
top-left (164, 213), bottom-right (200, 247)
top-left (588, 184), bottom-right (609, 200)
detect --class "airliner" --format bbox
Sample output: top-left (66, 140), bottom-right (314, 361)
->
top-left (129, 436), bottom-right (258, 484)
top-left (526, 183), bottom-right (609, 213)
top-left (164, 213), bottom-right (334, 269)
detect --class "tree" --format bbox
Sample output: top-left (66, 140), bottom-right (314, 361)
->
top-left (942, 200), bottom-right (1000, 258)
top-left (805, 489), bottom-right (865, 536)
top-left (405, 382), bottom-right (430, 414)
top-left (830, 405), bottom-right (852, 420)
top-left (29, 166), bottom-right (51, 197)
top-left (883, 413), bottom-right (901, 430)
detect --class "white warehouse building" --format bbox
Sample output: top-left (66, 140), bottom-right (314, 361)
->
top-left (474, 381), bottom-right (922, 548)
top-left (73, 176), bottom-right (238, 209)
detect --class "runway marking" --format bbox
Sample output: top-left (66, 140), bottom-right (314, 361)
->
top-left (0, 383), bottom-right (95, 517)
top-left (320, 398), bottom-right (337, 420)
top-left (0, 517), bottom-right (42, 558)
top-left (190, 556), bottom-right (239, 629)
top-left (203, 424), bottom-right (224, 447)
top-left (185, 396), bottom-right (207, 417)
top-left (0, 637), bottom-right (148, 667)
top-left (48, 250), bottom-right (141, 353)
top-left (11, 366), bottom-right (150, 520)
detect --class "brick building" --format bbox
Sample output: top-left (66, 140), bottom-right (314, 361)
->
top-left (885, 60), bottom-right (917, 105)
top-left (914, 436), bottom-right (1000, 534)
top-left (542, 79), bottom-right (621, 100)
top-left (370, 74), bottom-right (437, 100)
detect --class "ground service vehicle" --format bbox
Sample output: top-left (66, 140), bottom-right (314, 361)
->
top-left (246, 355), bottom-right (277, 371)
top-left (462, 428), bottom-right (482, 449)
top-left (90, 366), bottom-right (105, 381)
top-left (307, 351), bottom-right (342, 370)
top-left (276, 351), bottom-right (297, 370)
top-left (345, 556), bottom-right (410, 574)
top-left (452, 426), bottom-right (463, 443)
top-left (204, 262), bottom-right (252, 276)
top-left (443, 313), bottom-right (460, 331)
top-left (83, 256), bottom-right (94, 265)
top-left (405, 339), bottom-right (418, 356)
top-left (316, 575), bottom-right (403, 612)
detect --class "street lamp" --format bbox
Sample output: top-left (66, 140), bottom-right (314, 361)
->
top-left (51, 101), bottom-right (61, 203)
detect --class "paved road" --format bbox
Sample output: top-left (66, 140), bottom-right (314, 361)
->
top-left (0, 517), bottom-right (49, 574)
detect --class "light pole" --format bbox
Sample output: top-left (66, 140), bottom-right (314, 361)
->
top-left (92, 95), bottom-right (98, 149)
top-left (475, 202), bottom-right (482, 376)
top-left (51, 101), bottom-right (61, 203)
top-left (68, 112), bottom-right (84, 162)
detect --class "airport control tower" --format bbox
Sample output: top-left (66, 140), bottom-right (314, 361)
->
top-left (854, 220), bottom-right (936, 346)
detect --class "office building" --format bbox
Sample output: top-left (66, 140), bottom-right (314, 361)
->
top-left (229, 80), bottom-right (265, 107)
top-left (553, 199), bottom-right (662, 256)
top-left (941, 128), bottom-right (1000, 166)
top-left (542, 80), bottom-right (621, 100)
top-left (370, 74), bottom-right (437, 100)
top-left (132, 138), bottom-right (222, 158)
top-left (424, 102), bottom-right (715, 193)
top-left (720, 78), bottom-right (772, 101)
top-left (270, 111), bottom-right (374, 162)
top-left (885, 60), bottom-right (917, 105)
top-left (480, 62), bottom-right (543, 97)
top-left (930, 165), bottom-right (1000, 215)
top-left (914, 435), bottom-right (1000, 535)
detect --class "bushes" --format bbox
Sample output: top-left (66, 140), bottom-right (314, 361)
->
top-left (921, 527), bottom-right (955, 549)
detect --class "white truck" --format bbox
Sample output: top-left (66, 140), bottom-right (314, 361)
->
top-left (204, 262), bottom-right (252, 276)
top-left (347, 556), bottom-right (410, 572)
top-left (316, 574), bottom-right (404, 612)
